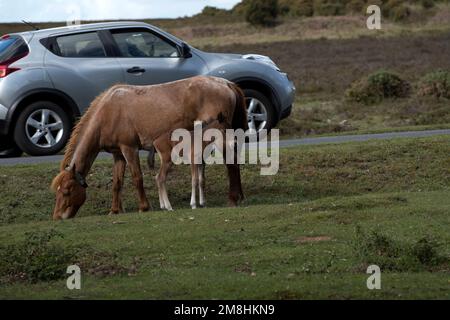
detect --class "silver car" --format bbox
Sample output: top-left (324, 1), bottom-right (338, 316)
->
top-left (0, 22), bottom-right (295, 157)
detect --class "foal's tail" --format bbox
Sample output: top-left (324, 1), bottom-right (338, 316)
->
top-left (228, 83), bottom-right (248, 131)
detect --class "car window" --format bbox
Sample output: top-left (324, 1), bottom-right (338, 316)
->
top-left (56, 32), bottom-right (106, 58)
top-left (111, 30), bottom-right (180, 58)
top-left (0, 36), bottom-right (29, 63)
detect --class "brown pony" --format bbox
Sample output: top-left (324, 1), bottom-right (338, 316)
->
top-left (51, 76), bottom-right (247, 220)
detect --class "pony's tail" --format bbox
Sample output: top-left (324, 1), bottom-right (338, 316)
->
top-left (228, 83), bottom-right (248, 131)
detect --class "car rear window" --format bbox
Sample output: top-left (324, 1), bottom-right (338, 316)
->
top-left (55, 32), bottom-right (106, 58)
top-left (0, 36), bottom-right (29, 64)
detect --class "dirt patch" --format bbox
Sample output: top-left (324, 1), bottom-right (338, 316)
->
top-left (296, 236), bottom-right (333, 244)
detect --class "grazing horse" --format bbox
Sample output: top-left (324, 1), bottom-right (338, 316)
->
top-left (51, 76), bottom-right (247, 220)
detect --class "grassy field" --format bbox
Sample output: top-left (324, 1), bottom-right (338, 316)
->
top-left (0, 136), bottom-right (449, 299)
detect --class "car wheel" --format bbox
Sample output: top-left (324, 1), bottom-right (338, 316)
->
top-left (0, 140), bottom-right (23, 158)
top-left (14, 101), bottom-right (72, 156)
top-left (243, 89), bottom-right (276, 134)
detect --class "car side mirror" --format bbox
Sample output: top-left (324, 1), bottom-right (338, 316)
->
top-left (180, 42), bottom-right (192, 58)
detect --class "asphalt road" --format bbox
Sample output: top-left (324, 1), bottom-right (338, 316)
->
top-left (1, 129), bottom-right (449, 167)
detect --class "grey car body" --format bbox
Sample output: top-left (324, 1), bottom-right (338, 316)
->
top-left (0, 21), bottom-right (295, 156)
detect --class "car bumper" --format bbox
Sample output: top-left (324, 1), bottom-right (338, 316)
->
top-left (277, 75), bottom-right (296, 121)
top-left (0, 102), bottom-right (9, 135)
top-left (280, 104), bottom-right (292, 120)
top-left (0, 120), bottom-right (8, 136)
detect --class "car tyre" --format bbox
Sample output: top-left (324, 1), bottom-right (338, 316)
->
top-left (243, 89), bottom-right (276, 133)
top-left (14, 101), bottom-right (72, 156)
top-left (0, 140), bottom-right (23, 158)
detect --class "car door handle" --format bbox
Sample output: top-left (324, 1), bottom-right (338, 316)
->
top-left (127, 67), bottom-right (146, 74)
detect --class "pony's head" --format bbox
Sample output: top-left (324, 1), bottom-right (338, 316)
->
top-left (51, 166), bottom-right (88, 220)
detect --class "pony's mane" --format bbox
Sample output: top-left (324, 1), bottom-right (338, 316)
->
top-left (59, 88), bottom-right (113, 171)
top-left (51, 171), bottom-right (67, 192)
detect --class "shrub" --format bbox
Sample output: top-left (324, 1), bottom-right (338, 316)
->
top-left (346, 70), bottom-right (411, 104)
top-left (200, 6), bottom-right (230, 17)
top-left (280, 0), bottom-right (314, 16)
top-left (353, 227), bottom-right (447, 272)
top-left (383, 0), bottom-right (411, 21)
top-left (245, 0), bottom-right (279, 27)
top-left (313, 0), bottom-right (347, 16)
top-left (417, 70), bottom-right (450, 99)
top-left (0, 230), bottom-right (76, 283)
top-left (390, 4), bottom-right (411, 21)
top-left (346, 0), bottom-right (367, 13)
top-left (232, 0), bottom-right (250, 16)
top-left (421, 0), bottom-right (435, 9)
top-left (0, 229), bottom-right (134, 284)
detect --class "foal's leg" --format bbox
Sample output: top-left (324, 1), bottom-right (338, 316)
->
top-left (198, 163), bottom-right (206, 208)
top-left (156, 151), bottom-right (173, 211)
top-left (110, 153), bottom-right (127, 215)
top-left (120, 146), bottom-right (150, 213)
top-left (153, 138), bottom-right (174, 211)
top-left (147, 147), bottom-right (156, 170)
top-left (190, 164), bottom-right (199, 209)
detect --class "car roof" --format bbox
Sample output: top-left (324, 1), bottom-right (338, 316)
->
top-left (12, 21), bottom-right (154, 38)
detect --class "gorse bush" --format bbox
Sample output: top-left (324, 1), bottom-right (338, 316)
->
top-left (0, 230), bottom-right (76, 283)
top-left (200, 6), bottom-right (230, 17)
top-left (313, 0), bottom-right (347, 16)
top-left (279, 0), bottom-right (314, 16)
top-left (417, 70), bottom-right (450, 99)
top-left (231, 0), bottom-right (432, 19)
top-left (421, 0), bottom-right (435, 9)
top-left (354, 227), bottom-right (448, 272)
top-left (245, 0), bottom-right (279, 27)
top-left (346, 0), bottom-right (367, 13)
top-left (346, 70), bottom-right (411, 104)
top-left (0, 229), bottom-right (134, 284)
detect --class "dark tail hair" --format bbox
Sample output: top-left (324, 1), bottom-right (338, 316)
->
top-left (228, 83), bottom-right (248, 131)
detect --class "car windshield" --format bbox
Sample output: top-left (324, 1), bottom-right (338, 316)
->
top-left (0, 36), bottom-right (28, 64)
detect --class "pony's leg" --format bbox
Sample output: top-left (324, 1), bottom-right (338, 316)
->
top-left (224, 139), bottom-right (244, 207)
top-left (121, 146), bottom-right (150, 213)
top-left (199, 163), bottom-right (206, 208)
top-left (190, 164), bottom-right (199, 209)
top-left (110, 153), bottom-right (127, 215)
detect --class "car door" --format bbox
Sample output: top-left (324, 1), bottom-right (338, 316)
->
top-left (44, 31), bottom-right (125, 112)
top-left (107, 27), bottom-right (203, 85)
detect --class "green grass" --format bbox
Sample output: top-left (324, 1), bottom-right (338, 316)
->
top-left (0, 136), bottom-right (449, 299)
